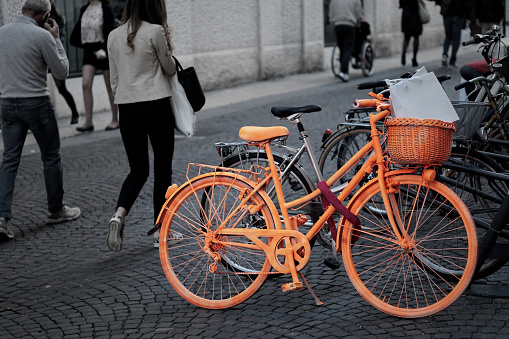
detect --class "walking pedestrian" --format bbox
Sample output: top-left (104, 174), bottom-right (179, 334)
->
top-left (0, 0), bottom-right (81, 240)
top-left (70, 0), bottom-right (119, 132)
top-left (106, 0), bottom-right (180, 252)
top-left (400, 0), bottom-right (423, 67)
top-left (328, 0), bottom-right (363, 82)
top-left (438, 0), bottom-right (469, 67)
top-left (49, 0), bottom-right (80, 124)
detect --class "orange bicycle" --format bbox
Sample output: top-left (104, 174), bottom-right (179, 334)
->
top-left (155, 92), bottom-right (477, 318)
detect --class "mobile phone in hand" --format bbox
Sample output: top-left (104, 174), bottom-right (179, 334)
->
top-left (40, 12), bottom-right (50, 27)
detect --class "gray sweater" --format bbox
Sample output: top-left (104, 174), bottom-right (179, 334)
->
top-left (0, 16), bottom-right (69, 98)
top-left (328, 0), bottom-right (363, 27)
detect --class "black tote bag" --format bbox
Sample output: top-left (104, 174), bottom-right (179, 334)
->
top-left (172, 56), bottom-right (206, 112)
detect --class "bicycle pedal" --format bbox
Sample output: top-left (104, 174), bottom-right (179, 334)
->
top-left (281, 282), bottom-right (303, 292)
top-left (323, 257), bottom-right (341, 270)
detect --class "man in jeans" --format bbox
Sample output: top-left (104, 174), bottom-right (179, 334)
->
top-left (328, 0), bottom-right (363, 82)
top-left (0, 0), bottom-right (80, 239)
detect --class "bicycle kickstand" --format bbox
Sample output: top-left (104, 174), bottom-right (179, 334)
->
top-left (299, 271), bottom-right (324, 306)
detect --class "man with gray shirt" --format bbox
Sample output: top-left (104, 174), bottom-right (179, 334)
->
top-left (329, 0), bottom-right (363, 82)
top-left (0, 0), bottom-right (80, 240)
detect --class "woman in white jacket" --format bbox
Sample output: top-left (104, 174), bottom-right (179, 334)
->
top-left (106, 0), bottom-right (180, 252)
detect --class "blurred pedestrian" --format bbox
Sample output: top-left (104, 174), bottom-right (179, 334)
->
top-left (437, 0), bottom-right (469, 67)
top-left (106, 0), bottom-right (179, 251)
top-left (328, 0), bottom-right (363, 82)
top-left (473, 0), bottom-right (504, 34)
top-left (0, 0), bottom-right (81, 240)
top-left (49, 0), bottom-right (80, 124)
top-left (400, 0), bottom-right (422, 67)
top-left (70, 0), bottom-right (118, 132)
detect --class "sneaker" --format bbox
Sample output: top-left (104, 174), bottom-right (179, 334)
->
top-left (338, 72), bottom-right (349, 82)
top-left (107, 213), bottom-right (124, 252)
top-left (168, 230), bottom-right (183, 245)
top-left (0, 217), bottom-right (14, 239)
top-left (46, 205), bottom-right (81, 224)
top-left (442, 54), bottom-right (448, 66)
top-left (154, 230), bottom-right (183, 247)
top-left (153, 230), bottom-right (160, 248)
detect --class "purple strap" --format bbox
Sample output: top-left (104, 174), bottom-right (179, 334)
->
top-left (317, 181), bottom-right (361, 226)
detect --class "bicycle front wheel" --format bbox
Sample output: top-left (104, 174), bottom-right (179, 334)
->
top-left (341, 175), bottom-right (477, 318)
top-left (159, 174), bottom-right (275, 309)
top-left (331, 45), bottom-right (341, 77)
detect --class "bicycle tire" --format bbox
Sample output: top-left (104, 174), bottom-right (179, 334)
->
top-left (341, 175), bottom-right (477, 318)
top-left (360, 41), bottom-right (374, 77)
top-left (159, 174), bottom-right (274, 309)
top-left (220, 151), bottom-right (329, 247)
top-left (438, 146), bottom-right (508, 279)
top-left (331, 45), bottom-right (341, 77)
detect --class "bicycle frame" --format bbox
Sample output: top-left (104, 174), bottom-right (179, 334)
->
top-left (213, 103), bottom-right (415, 275)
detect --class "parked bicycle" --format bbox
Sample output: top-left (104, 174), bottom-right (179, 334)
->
top-left (153, 90), bottom-right (477, 318)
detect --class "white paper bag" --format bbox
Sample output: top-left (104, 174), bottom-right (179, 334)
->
top-left (390, 70), bottom-right (459, 122)
top-left (168, 74), bottom-right (196, 137)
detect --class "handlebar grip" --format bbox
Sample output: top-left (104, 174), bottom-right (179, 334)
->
top-left (462, 38), bottom-right (476, 46)
top-left (353, 99), bottom-right (379, 108)
top-left (437, 75), bottom-right (451, 83)
top-left (454, 82), bottom-right (469, 91)
top-left (358, 80), bottom-right (387, 90)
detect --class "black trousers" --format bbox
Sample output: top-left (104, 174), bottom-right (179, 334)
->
top-left (117, 97), bottom-right (175, 223)
top-left (334, 25), bottom-right (356, 74)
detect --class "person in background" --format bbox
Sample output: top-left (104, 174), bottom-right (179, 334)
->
top-left (106, 0), bottom-right (180, 251)
top-left (70, 0), bottom-right (118, 132)
top-left (400, 0), bottom-right (422, 67)
top-left (0, 0), bottom-right (81, 240)
top-left (460, 59), bottom-right (490, 100)
top-left (328, 0), bottom-right (363, 82)
top-left (438, 0), bottom-right (469, 67)
top-left (473, 0), bottom-right (504, 34)
top-left (49, 0), bottom-right (80, 124)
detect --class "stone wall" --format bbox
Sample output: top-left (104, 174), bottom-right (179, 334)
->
top-left (363, 0), bottom-right (444, 58)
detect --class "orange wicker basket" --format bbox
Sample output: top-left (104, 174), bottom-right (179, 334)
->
top-left (386, 118), bottom-right (455, 166)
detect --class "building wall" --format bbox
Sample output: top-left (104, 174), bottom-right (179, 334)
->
top-left (363, 0), bottom-right (444, 58)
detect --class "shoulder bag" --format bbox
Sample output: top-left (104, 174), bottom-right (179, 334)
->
top-left (168, 74), bottom-right (196, 137)
top-left (172, 56), bottom-right (206, 112)
top-left (418, 0), bottom-right (431, 24)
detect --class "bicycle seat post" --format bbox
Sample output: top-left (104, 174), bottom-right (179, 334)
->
top-left (289, 114), bottom-right (325, 182)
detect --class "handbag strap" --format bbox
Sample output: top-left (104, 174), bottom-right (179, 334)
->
top-left (172, 56), bottom-right (183, 73)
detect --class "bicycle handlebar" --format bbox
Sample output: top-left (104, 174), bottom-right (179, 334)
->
top-left (454, 76), bottom-right (494, 91)
top-left (462, 38), bottom-right (477, 46)
top-left (454, 82), bottom-right (469, 91)
top-left (353, 99), bottom-right (379, 107)
top-left (357, 80), bottom-right (387, 90)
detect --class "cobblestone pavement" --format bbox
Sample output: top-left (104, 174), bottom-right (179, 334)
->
top-left (1, 49), bottom-right (509, 338)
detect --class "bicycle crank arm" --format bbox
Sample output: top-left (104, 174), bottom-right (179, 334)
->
top-left (218, 228), bottom-right (312, 274)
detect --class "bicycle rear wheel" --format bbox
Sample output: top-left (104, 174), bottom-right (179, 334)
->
top-left (341, 175), bottom-right (477, 318)
top-left (220, 151), bottom-right (327, 247)
top-left (360, 41), bottom-right (374, 77)
top-left (159, 174), bottom-right (274, 309)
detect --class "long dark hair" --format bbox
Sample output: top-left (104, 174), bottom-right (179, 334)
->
top-left (120, 0), bottom-right (173, 54)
